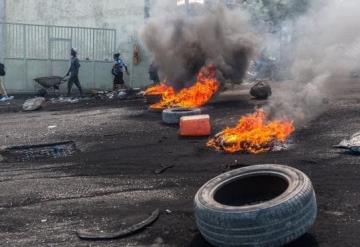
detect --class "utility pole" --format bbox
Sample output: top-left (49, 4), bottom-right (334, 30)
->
top-left (0, 0), bottom-right (5, 61)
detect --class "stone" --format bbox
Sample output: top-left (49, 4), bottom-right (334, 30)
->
top-left (22, 97), bottom-right (46, 111)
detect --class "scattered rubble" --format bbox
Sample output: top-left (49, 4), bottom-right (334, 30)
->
top-left (92, 89), bottom-right (141, 101)
top-left (22, 97), bottom-right (46, 111)
top-left (250, 81), bottom-right (272, 99)
top-left (47, 88), bottom-right (141, 104)
top-left (50, 97), bottom-right (81, 104)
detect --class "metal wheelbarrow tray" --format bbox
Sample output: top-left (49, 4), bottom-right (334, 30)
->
top-left (34, 76), bottom-right (66, 90)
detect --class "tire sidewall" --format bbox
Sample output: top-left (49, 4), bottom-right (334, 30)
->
top-left (196, 165), bottom-right (306, 213)
top-left (194, 164), bottom-right (317, 246)
top-left (162, 108), bottom-right (202, 124)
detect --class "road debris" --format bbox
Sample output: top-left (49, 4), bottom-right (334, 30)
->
top-left (334, 132), bottom-right (360, 153)
top-left (154, 164), bottom-right (175, 174)
top-left (0, 141), bottom-right (77, 162)
top-left (118, 91), bottom-right (127, 99)
top-left (50, 97), bottom-right (81, 104)
top-left (77, 209), bottom-right (160, 240)
top-left (93, 89), bottom-right (134, 100)
top-left (324, 211), bottom-right (345, 217)
top-left (22, 97), bottom-right (46, 111)
top-left (0, 95), bottom-right (14, 102)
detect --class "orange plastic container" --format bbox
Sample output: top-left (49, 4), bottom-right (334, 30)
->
top-left (179, 115), bottom-right (211, 137)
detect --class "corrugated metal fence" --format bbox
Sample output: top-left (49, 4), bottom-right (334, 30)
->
top-left (1, 22), bottom-right (118, 93)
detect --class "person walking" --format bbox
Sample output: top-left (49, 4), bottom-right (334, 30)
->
top-left (111, 53), bottom-right (129, 91)
top-left (66, 48), bottom-right (83, 97)
top-left (0, 61), bottom-right (8, 99)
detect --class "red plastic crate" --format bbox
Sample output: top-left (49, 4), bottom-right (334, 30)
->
top-left (179, 115), bottom-right (211, 137)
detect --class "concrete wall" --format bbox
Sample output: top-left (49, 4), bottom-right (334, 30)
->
top-left (0, 0), bottom-right (5, 61)
top-left (4, 0), bottom-right (153, 89)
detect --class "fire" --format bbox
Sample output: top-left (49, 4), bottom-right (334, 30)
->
top-left (144, 83), bottom-right (175, 98)
top-left (207, 109), bottom-right (295, 154)
top-left (144, 65), bottom-right (220, 109)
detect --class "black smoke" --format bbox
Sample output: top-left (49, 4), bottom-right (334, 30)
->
top-left (139, 4), bottom-right (257, 89)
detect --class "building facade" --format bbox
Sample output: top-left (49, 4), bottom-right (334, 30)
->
top-left (0, 0), bottom-right (153, 92)
top-left (0, 0), bottom-right (246, 93)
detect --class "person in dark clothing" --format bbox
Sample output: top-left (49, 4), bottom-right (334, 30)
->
top-left (0, 62), bottom-right (8, 98)
top-left (112, 53), bottom-right (129, 91)
top-left (149, 61), bottom-right (160, 84)
top-left (66, 48), bottom-right (83, 97)
top-left (0, 62), bottom-right (14, 101)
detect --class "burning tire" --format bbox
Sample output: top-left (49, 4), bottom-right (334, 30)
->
top-left (194, 164), bottom-right (317, 247)
top-left (144, 94), bottom-right (162, 105)
top-left (250, 81), bottom-right (272, 100)
top-left (162, 108), bottom-right (201, 124)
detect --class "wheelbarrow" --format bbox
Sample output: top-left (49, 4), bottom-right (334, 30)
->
top-left (33, 76), bottom-right (67, 95)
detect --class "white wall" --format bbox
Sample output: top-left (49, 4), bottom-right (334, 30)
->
top-left (6, 0), bottom-right (144, 46)
top-left (5, 0), bottom-right (153, 88)
top-left (0, 0), bottom-right (5, 61)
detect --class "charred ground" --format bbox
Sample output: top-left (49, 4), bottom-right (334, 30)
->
top-left (0, 84), bottom-right (359, 246)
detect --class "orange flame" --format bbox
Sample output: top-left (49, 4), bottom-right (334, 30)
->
top-left (144, 83), bottom-right (175, 98)
top-left (144, 65), bottom-right (220, 109)
top-left (207, 109), bottom-right (295, 154)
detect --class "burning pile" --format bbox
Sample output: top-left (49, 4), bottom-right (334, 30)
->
top-left (144, 83), bottom-right (175, 99)
top-left (144, 65), bottom-right (220, 109)
top-left (207, 109), bottom-right (295, 154)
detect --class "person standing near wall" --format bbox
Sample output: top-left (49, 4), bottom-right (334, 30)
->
top-left (149, 61), bottom-right (160, 84)
top-left (0, 61), bottom-right (8, 99)
top-left (66, 48), bottom-right (83, 97)
top-left (112, 53), bottom-right (129, 91)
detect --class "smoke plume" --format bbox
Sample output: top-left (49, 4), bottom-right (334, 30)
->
top-left (139, 2), bottom-right (257, 89)
top-left (141, 0), bottom-right (360, 126)
top-left (265, 0), bottom-right (360, 124)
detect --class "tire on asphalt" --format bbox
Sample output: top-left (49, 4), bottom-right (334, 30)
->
top-left (194, 164), bottom-right (317, 247)
top-left (250, 81), bottom-right (272, 99)
top-left (162, 108), bottom-right (202, 124)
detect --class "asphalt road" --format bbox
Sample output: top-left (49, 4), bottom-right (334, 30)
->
top-left (0, 86), bottom-right (359, 247)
